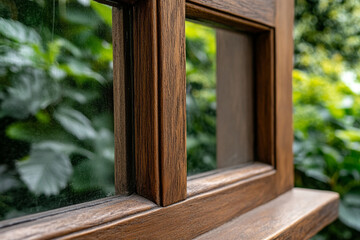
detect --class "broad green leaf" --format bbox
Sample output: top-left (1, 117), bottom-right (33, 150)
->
top-left (1, 70), bottom-right (60, 119)
top-left (46, 39), bottom-right (82, 64)
top-left (36, 141), bottom-right (94, 159)
top-left (304, 168), bottom-right (330, 183)
top-left (60, 59), bottom-right (105, 84)
top-left (344, 192), bottom-right (360, 207)
top-left (16, 144), bottom-right (73, 196)
top-left (339, 201), bottom-right (360, 231)
top-left (6, 122), bottom-right (73, 143)
top-left (55, 39), bottom-right (82, 58)
top-left (90, 1), bottom-right (112, 26)
top-left (0, 18), bottom-right (40, 44)
top-left (62, 87), bottom-right (98, 104)
top-left (54, 107), bottom-right (97, 140)
top-left (0, 51), bottom-right (33, 69)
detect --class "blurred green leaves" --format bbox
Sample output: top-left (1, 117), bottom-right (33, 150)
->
top-left (295, 1), bottom-right (360, 239)
top-left (186, 21), bottom-right (217, 174)
top-left (54, 107), bottom-right (97, 140)
top-left (0, 0), bottom-right (114, 220)
top-left (16, 144), bottom-right (73, 196)
top-left (0, 18), bottom-right (40, 44)
top-left (1, 70), bottom-right (60, 119)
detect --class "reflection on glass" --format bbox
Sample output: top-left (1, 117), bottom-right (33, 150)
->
top-left (0, 0), bottom-right (114, 220)
top-left (186, 21), bottom-right (254, 175)
top-left (186, 21), bottom-right (216, 174)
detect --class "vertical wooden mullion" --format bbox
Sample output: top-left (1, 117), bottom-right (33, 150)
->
top-left (157, 0), bottom-right (187, 206)
top-left (133, 0), bottom-right (186, 206)
top-left (274, 0), bottom-right (294, 194)
top-left (133, 0), bottom-right (161, 204)
top-left (112, 6), bottom-right (135, 195)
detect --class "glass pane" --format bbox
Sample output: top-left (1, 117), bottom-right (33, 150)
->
top-left (186, 21), bottom-right (217, 174)
top-left (186, 21), bottom-right (254, 175)
top-left (0, 0), bottom-right (115, 220)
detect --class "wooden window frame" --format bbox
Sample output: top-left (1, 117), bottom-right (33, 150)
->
top-left (0, 0), bottom-right (339, 239)
top-left (132, 0), bottom-right (292, 207)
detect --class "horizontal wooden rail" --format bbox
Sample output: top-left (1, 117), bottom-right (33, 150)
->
top-left (187, 162), bottom-right (273, 197)
top-left (0, 175), bottom-right (338, 240)
top-left (0, 169), bottom-right (276, 239)
top-left (187, 0), bottom-right (275, 27)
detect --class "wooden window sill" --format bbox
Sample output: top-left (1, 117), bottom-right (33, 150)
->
top-left (195, 188), bottom-right (339, 240)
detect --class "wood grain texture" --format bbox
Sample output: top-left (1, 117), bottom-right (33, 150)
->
top-left (187, 0), bottom-right (276, 27)
top-left (187, 162), bottom-right (273, 197)
top-left (255, 30), bottom-right (275, 166)
top-left (217, 29), bottom-right (254, 168)
top-left (62, 171), bottom-right (278, 239)
top-left (274, 0), bottom-right (295, 195)
top-left (133, 0), bottom-right (160, 204)
top-left (0, 195), bottom-right (156, 240)
top-left (112, 7), bottom-right (134, 195)
top-left (186, 3), bottom-right (270, 33)
top-left (157, 0), bottom-right (187, 206)
top-left (195, 188), bottom-right (339, 240)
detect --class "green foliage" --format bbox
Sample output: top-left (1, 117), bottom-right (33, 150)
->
top-left (0, 2), bottom-right (359, 239)
top-left (0, 0), bottom-right (114, 220)
top-left (295, 0), bottom-right (360, 239)
top-left (186, 21), bottom-right (217, 174)
top-left (16, 144), bottom-right (73, 196)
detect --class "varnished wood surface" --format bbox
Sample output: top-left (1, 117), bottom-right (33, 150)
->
top-left (0, 168), bottom-right (276, 239)
top-left (195, 188), bottom-right (339, 240)
top-left (0, 195), bottom-right (156, 240)
top-left (0, 187), bottom-right (338, 240)
top-left (62, 171), bottom-right (277, 239)
top-left (0, 1), bottom-right (325, 240)
top-left (133, 0), bottom-right (160, 204)
top-left (274, 0), bottom-right (295, 195)
top-left (217, 29), bottom-right (254, 168)
top-left (186, 3), bottom-right (270, 33)
top-left (112, 7), bottom-right (134, 195)
top-left (255, 30), bottom-right (275, 166)
top-left (0, 183), bottom-right (338, 240)
top-left (187, 162), bottom-right (273, 197)
top-left (187, 0), bottom-right (276, 27)
top-left (157, 0), bottom-right (187, 206)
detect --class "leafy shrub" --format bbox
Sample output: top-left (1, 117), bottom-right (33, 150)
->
top-left (295, 0), bottom-right (360, 239)
top-left (0, 0), bottom-right (114, 220)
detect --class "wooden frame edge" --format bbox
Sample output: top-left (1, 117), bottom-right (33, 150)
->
top-left (58, 171), bottom-right (278, 239)
top-left (185, 0), bottom-right (277, 183)
top-left (187, 162), bottom-right (273, 197)
top-left (133, 0), bottom-right (161, 204)
top-left (195, 188), bottom-right (339, 239)
top-left (187, 0), bottom-right (276, 27)
top-left (274, 0), bottom-right (295, 195)
top-left (157, 0), bottom-right (187, 206)
top-left (0, 169), bottom-right (276, 239)
top-left (113, 6), bottom-right (135, 195)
